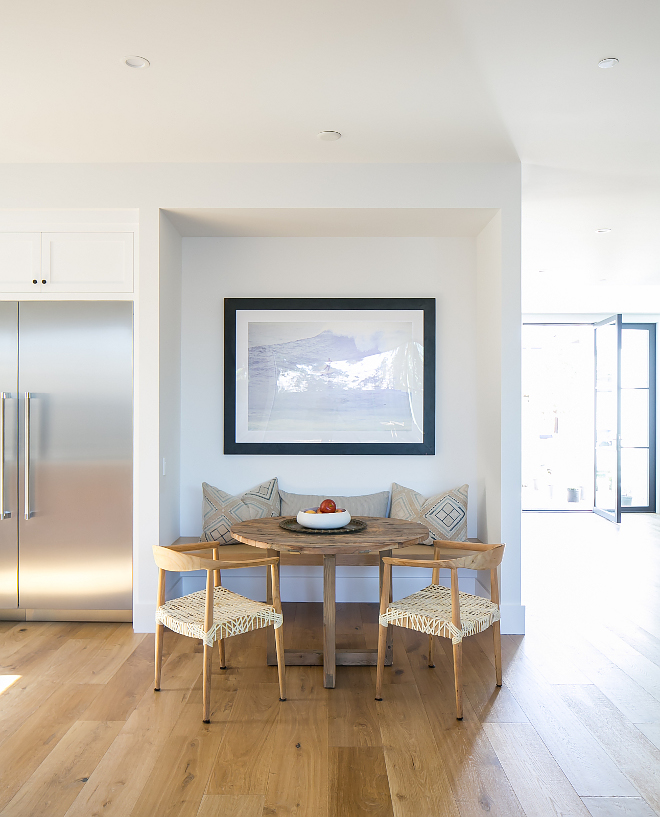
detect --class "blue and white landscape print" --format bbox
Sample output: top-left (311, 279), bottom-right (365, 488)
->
top-left (244, 319), bottom-right (424, 443)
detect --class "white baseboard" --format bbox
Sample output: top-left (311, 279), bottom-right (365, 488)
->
top-left (133, 602), bottom-right (156, 633)
top-left (177, 566), bottom-right (478, 603)
top-left (499, 603), bottom-right (526, 634)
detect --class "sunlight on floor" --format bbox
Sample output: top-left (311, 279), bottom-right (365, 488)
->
top-left (522, 512), bottom-right (660, 636)
top-left (0, 675), bottom-right (21, 695)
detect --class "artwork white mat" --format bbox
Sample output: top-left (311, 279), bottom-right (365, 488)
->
top-left (235, 309), bottom-right (425, 444)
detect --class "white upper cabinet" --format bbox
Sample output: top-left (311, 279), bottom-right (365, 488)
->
top-left (0, 233), bottom-right (42, 292)
top-left (0, 231), bottom-right (134, 293)
top-left (41, 233), bottom-right (134, 292)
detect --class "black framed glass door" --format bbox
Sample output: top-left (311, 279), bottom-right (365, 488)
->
top-left (620, 323), bottom-right (656, 513)
top-left (594, 315), bottom-right (621, 523)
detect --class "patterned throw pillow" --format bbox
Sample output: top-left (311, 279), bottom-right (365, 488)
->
top-left (390, 482), bottom-right (468, 544)
top-left (201, 478), bottom-right (280, 544)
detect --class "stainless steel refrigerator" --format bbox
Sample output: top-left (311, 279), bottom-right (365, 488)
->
top-left (0, 301), bottom-right (133, 620)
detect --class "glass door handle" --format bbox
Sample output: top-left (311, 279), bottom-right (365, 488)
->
top-left (24, 393), bottom-right (30, 521)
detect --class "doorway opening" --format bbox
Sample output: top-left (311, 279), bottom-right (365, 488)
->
top-left (522, 321), bottom-right (656, 516)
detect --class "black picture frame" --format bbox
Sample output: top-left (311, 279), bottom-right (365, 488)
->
top-left (224, 297), bottom-right (436, 455)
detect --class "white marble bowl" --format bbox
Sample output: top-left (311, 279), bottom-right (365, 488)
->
top-left (296, 509), bottom-right (352, 529)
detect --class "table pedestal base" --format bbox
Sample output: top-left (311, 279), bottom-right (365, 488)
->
top-left (266, 550), bottom-right (394, 688)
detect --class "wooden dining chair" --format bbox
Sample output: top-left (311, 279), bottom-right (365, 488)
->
top-left (152, 543), bottom-right (286, 722)
top-left (375, 540), bottom-right (504, 719)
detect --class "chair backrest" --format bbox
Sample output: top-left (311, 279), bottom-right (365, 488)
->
top-left (152, 545), bottom-right (280, 573)
top-left (152, 544), bottom-right (215, 573)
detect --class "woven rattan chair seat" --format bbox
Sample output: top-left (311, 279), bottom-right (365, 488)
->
top-left (156, 585), bottom-right (283, 647)
top-left (379, 583), bottom-right (500, 645)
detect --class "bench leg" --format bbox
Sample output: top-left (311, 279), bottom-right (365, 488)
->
top-left (323, 554), bottom-right (336, 689)
top-left (266, 548), bottom-right (278, 666)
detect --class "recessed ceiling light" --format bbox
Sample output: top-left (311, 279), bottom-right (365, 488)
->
top-left (595, 228), bottom-right (612, 233)
top-left (598, 57), bottom-right (619, 69)
top-left (318, 131), bottom-right (341, 141)
top-left (124, 55), bottom-right (150, 69)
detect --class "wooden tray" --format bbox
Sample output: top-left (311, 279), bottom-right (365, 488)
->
top-left (279, 517), bottom-right (367, 535)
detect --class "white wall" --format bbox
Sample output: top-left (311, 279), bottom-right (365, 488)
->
top-left (180, 236), bottom-right (478, 532)
top-left (0, 161), bottom-right (523, 632)
top-left (476, 212), bottom-right (524, 633)
top-left (178, 235), bottom-right (483, 603)
top-left (476, 214), bottom-right (503, 545)
top-left (158, 213), bottom-right (182, 547)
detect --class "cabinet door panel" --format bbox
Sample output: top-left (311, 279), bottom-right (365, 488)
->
top-left (0, 234), bottom-right (41, 292)
top-left (41, 233), bottom-right (134, 292)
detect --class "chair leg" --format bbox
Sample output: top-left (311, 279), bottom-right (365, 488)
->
top-left (218, 637), bottom-right (226, 669)
top-left (202, 642), bottom-right (213, 723)
top-left (154, 622), bottom-right (164, 691)
top-left (375, 623), bottom-right (388, 700)
top-left (274, 624), bottom-right (286, 701)
top-left (428, 634), bottom-right (435, 668)
top-left (492, 621), bottom-right (502, 686)
top-left (452, 641), bottom-right (463, 719)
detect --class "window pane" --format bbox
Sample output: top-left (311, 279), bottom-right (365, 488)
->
top-left (620, 388), bottom-right (649, 448)
top-left (521, 325), bottom-right (594, 510)
top-left (595, 445), bottom-right (617, 513)
top-left (595, 320), bottom-right (618, 516)
top-left (596, 321), bottom-right (617, 390)
top-left (621, 328), bottom-right (649, 388)
top-left (621, 447), bottom-right (649, 507)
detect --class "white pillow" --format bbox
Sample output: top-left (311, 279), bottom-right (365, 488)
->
top-left (390, 482), bottom-right (468, 544)
top-left (201, 478), bottom-right (280, 544)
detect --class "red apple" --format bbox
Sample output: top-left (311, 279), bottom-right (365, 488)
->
top-left (319, 499), bottom-right (336, 513)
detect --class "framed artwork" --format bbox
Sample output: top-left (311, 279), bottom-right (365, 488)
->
top-left (224, 298), bottom-right (435, 455)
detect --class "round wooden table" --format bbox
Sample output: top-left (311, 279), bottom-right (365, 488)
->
top-left (231, 516), bottom-right (429, 688)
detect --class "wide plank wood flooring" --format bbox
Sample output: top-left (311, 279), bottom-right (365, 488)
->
top-left (2, 512), bottom-right (660, 816)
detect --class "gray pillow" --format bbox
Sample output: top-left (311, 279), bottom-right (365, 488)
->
top-left (279, 488), bottom-right (390, 518)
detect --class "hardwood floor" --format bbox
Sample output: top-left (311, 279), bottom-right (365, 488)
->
top-left (2, 512), bottom-right (660, 816)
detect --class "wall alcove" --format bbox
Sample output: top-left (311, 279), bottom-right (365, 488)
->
top-left (159, 206), bottom-right (523, 631)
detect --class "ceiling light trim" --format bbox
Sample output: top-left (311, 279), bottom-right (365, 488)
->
top-left (317, 131), bottom-right (342, 141)
top-left (124, 55), bottom-right (150, 69)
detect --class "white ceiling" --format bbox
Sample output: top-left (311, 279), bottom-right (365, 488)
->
top-left (0, 0), bottom-right (514, 164)
top-left (453, 0), bottom-right (660, 178)
top-left (2, 1), bottom-right (659, 301)
top-left (2, 0), bottom-right (657, 172)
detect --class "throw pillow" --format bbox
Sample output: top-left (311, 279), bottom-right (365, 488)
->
top-left (201, 477), bottom-right (280, 544)
top-left (390, 482), bottom-right (468, 544)
top-left (279, 488), bottom-right (390, 518)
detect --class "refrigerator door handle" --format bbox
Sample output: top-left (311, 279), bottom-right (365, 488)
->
top-left (24, 392), bottom-right (30, 521)
top-left (0, 392), bottom-right (6, 520)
